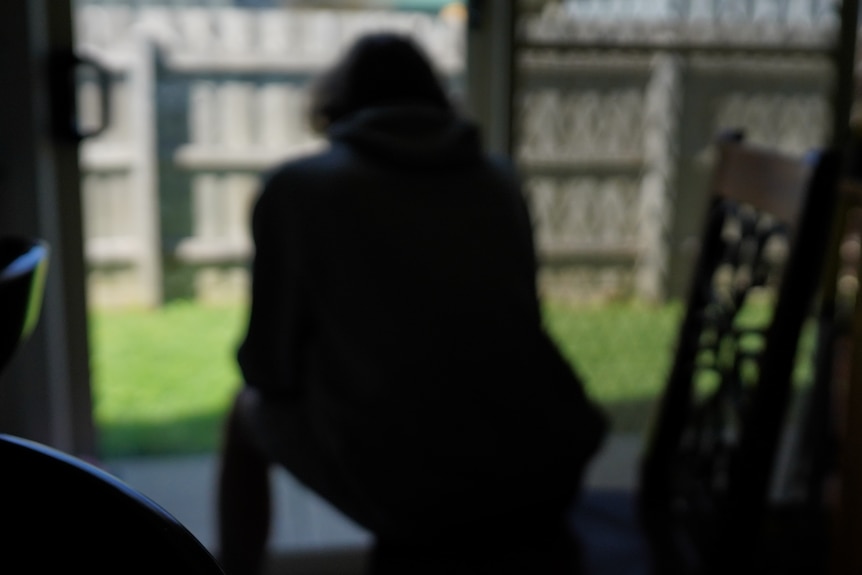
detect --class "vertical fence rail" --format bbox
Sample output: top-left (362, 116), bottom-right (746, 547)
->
top-left (131, 34), bottom-right (162, 308)
top-left (637, 53), bottom-right (682, 302)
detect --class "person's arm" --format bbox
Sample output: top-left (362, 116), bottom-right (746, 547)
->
top-left (236, 175), bottom-right (306, 399)
top-left (513, 178), bottom-right (540, 297)
top-left (492, 155), bottom-right (543, 309)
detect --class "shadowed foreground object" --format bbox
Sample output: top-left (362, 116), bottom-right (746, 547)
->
top-left (638, 135), bottom-right (839, 574)
top-left (567, 134), bottom-right (841, 575)
top-left (0, 236), bottom-right (224, 575)
top-left (0, 237), bottom-right (48, 371)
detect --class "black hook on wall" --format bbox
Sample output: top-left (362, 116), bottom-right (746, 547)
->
top-left (50, 50), bottom-right (112, 143)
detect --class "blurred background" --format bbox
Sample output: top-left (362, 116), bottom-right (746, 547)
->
top-left (45, 0), bottom-right (846, 565)
top-left (72, 0), bottom-right (839, 454)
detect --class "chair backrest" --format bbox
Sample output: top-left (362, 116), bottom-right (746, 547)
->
top-left (638, 134), bottom-right (840, 575)
top-left (0, 236), bottom-right (48, 373)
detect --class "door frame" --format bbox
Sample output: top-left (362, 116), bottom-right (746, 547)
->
top-left (465, 0), bottom-right (515, 157)
top-left (0, 0), bottom-right (94, 456)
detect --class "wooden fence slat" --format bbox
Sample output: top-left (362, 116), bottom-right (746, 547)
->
top-left (193, 173), bottom-right (220, 240)
top-left (216, 7), bottom-right (252, 54)
top-left (89, 173), bottom-right (106, 238)
top-left (225, 173), bottom-right (258, 241)
top-left (97, 173), bottom-right (111, 238)
top-left (258, 82), bottom-right (289, 149)
top-left (177, 8), bottom-right (214, 53)
top-left (77, 78), bottom-right (102, 136)
top-left (218, 81), bottom-right (253, 148)
top-left (190, 81), bottom-right (217, 146)
top-left (258, 11), bottom-right (293, 55)
top-left (130, 34), bottom-right (162, 307)
top-left (298, 10), bottom-right (342, 58)
top-left (636, 53), bottom-right (681, 302)
top-left (90, 173), bottom-right (107, 238)
top-left (100, 173), bottom-right (115, 238)
top-left (82, 173), bottom-right (100, 239)
top-left (98, 174), bottom-right (114, 239)
top-left (105, 78), bottom-right (128, 142)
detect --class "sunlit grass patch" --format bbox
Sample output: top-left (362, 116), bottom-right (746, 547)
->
top-left (91, 299), bottom-right (684, 457)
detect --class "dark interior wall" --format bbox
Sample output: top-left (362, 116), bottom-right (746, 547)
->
top-left (0, 0), bottom-right (95, 456)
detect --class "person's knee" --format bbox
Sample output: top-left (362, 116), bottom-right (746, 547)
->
top-left (232, 386), bottom-right (261, 420)
top-left (223, 386), bottom-right (263, 454)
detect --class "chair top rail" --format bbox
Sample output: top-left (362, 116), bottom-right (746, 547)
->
top-left (713, 141), bottom-right (813, 227)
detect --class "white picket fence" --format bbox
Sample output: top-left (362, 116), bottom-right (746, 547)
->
top-left (75, 4), bottom-right (836, 308)
top-left (75, 6), bottom-right (464, 307)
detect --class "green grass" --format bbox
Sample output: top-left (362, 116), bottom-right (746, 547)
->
top-left (543, 300), bottom-right (683, 433)
top-left (90, 299), bottom-right (684, 458)
top-left (89, 300), bottom-right (246, 457)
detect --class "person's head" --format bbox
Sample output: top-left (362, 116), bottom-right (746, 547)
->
top-left (308, 32), bottom-right (454, 133)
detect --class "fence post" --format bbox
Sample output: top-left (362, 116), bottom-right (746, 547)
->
top-left (131, 32), bottom-right (162, 307)
top-left (637, 52), bottom-right (682, 302)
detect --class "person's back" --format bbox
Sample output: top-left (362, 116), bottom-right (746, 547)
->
top-left (219, 33), bottom-right (607, 575)
top-left (255, 104), bottom-right (606, 526)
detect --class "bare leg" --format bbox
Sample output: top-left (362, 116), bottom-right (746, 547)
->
top-left (217, 388), bottom-right (271, 575)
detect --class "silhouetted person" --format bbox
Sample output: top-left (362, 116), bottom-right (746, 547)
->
top-left (217, 32), bottom-right (607, 575)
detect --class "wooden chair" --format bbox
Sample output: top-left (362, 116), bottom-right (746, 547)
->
top-left (829, 177), bottom-right (862, 575)
top-left (636, 134), bottom-right (840, 575)
top-left (798, 172), bottom-right (862, 575)
top-left (0, 236), bottom-right (225, 575)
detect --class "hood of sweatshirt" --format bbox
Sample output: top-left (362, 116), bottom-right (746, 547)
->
top-left (327, 106), bottom-right (483, 171)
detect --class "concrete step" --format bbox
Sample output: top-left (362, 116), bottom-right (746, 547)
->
top-left (106, 433), bottom-right (643, 572)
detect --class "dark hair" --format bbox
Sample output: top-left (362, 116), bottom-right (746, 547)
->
top-left (308, 33), bottom-right (454, 132)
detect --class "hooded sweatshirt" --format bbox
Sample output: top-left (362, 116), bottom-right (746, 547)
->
top-left (237, 106), bottom-right (607, 532)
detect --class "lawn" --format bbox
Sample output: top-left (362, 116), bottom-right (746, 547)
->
top-left (89, 301), bottom-right (246, 457)
top-left (543, 300), bottom-right (682, 431)
top-left (89, 299), bottom-right (683, 458)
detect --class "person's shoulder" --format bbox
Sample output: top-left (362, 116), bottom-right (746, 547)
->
top-left (255, 145), bottom-right (351, 211)
top-left (263, 144), bottom-right (344, 187)
top-left (470, 153), bottom-right (523, 201)
top-left (484, 153), bottom-right (520, 182)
